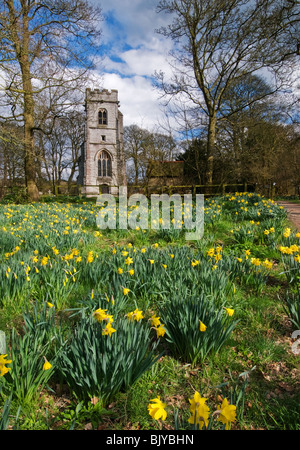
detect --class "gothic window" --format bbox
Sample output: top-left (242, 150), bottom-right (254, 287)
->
top-left (98, 108), bottom-right (107, 125)
top-left (98, 150), bottom-right (112, 177)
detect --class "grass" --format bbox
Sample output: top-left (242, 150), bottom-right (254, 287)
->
top-left (0, 192), bottom-right (299, 430)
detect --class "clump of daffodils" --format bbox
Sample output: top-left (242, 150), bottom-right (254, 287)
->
top-left (148, 391), bottom-right (237, 430)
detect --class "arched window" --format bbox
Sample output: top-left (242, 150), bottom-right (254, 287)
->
top-left (98, 108), bottom-right (107, 125)
top-left (98, 150), bottom-right (112, 177)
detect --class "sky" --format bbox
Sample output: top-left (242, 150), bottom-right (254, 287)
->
top-left (89, 0), bottom-right (174, 130)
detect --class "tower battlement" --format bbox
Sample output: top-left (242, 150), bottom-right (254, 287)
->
top-left (86, 88), bottom-right (119, 104)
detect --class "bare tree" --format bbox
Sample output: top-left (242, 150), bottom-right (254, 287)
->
top-left (0, 0), bottom-right (102, 200)
top-left (37, 110), bottom-right (84, 194)
top-left (124, 124), bottom-right (177, 184)
top-left (155, 0), bottom-right (299, 185)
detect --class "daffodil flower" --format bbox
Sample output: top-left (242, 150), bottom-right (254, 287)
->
top-left (0, 354), bottom-right (12, 376)
top-left (199, 321), bottom-right (207, 332)
top-left (217, 398), bottom-right (236, 429)
top-left (224, 308), bottom-right (234, 317)
top-left (188, 392), bottom-right (210, 429)
top-left (102, 323), bottom-right (116, 337)
top-left (42, 359), bottom-right (52, 371)
top-left (148, 396), bottom-right (167, 421)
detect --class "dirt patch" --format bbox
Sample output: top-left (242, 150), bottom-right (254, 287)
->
top-left (276, 201), bottom-right (300, 231)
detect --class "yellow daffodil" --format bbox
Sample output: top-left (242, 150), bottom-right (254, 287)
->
top-left (217, 398), bottom-right (236, 430)
top-left (262, 259), bottom-right (273, 269)
top-left (123, 287), bottom-right (130, 295)
top-left (0, 354), bottom-right (12, 376)
top-left (42, 360), bottom-right (52, 371)
top-left (150, 315), bottom-right (161, 327)
top-left (294, 254), bottom-right (300, 263)
top-left (199, 321), bottom-right (207, 332)
top-left (225, 308), bottom-right (234, 317)
top-left (93, 308), bottom-right (108, 322)
top-left (87, 251), bottom-right (94, 263)
top-left (155, 325), bottom-right (166, 339)
top-left (117, 267), bottom-right (123, 274)
top-left (128, 308), bottom-right (144, 322)
top-left (188, 392), bottom-right (210, 429)
top-left (148, 396), bottom-right (167, 421)
top-left (102, 323), bottom-right (116, 337)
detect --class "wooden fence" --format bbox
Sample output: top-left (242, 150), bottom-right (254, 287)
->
top-left (73, 182), bottom-right (250, 197)
top-left (2, 181), bottom-right (292, 200)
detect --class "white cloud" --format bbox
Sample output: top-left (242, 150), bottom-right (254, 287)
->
top-left (101, 72), bottom-right (164, 129)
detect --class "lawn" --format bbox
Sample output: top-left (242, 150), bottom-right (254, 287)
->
top-left (0, 192), bottom-right (299, 430)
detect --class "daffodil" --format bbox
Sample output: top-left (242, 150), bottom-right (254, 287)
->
top-left (0, 354), bottom-right (12, 376)
top-left (123, 287), bottom-right (130, 295)
top-left (87, 251), bottom-right (94, 263)
top-left (128, 308), bottom-right (144, 322)
top-left (148, 396), bottom-right (167, 421)
top-left (102, 323), bottom-right (116, 337)
top-left (93, 308), bottom-right (108, 322)
top-left (117, 267), bottom-right (123, 274)
top-left (199, 321), bottom-right (207, 332)
top-left (155, 325), bottom-right (166, 338)
top-left (225, 308), bottom-right (234, 317)
top-left (42, 360), bottom-right (52, 371)
top-left (217, 398), bottom-right (236, 429)
top-left (262, 259), bottom-right (273, 269)
top-left (188, 392), bottom-right (210, 429)
top-left (150, 315), bottom-right (161, 327)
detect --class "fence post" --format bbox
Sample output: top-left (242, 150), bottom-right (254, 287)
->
top-left (0, 330), bottom-right (6, 354)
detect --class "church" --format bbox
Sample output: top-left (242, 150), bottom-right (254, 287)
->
top-left (78, 88), bottom-right (127, 195)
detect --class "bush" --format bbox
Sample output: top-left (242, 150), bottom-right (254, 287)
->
top-left (56, 309), bottom-right (161, 404)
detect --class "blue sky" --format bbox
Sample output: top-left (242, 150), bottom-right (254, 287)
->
top-left (90, 0), bottom-right (173, 129)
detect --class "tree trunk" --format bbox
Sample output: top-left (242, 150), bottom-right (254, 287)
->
top-left (19, 8), bottom-right (39, 201)
top-left (205, 115), bottom-right (216, 186)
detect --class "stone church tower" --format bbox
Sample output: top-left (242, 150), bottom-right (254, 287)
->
top-left (78, 88), bottom-right (126, 195)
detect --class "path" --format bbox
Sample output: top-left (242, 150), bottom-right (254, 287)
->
top-left (276, 201), bottom-right (300, 231)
